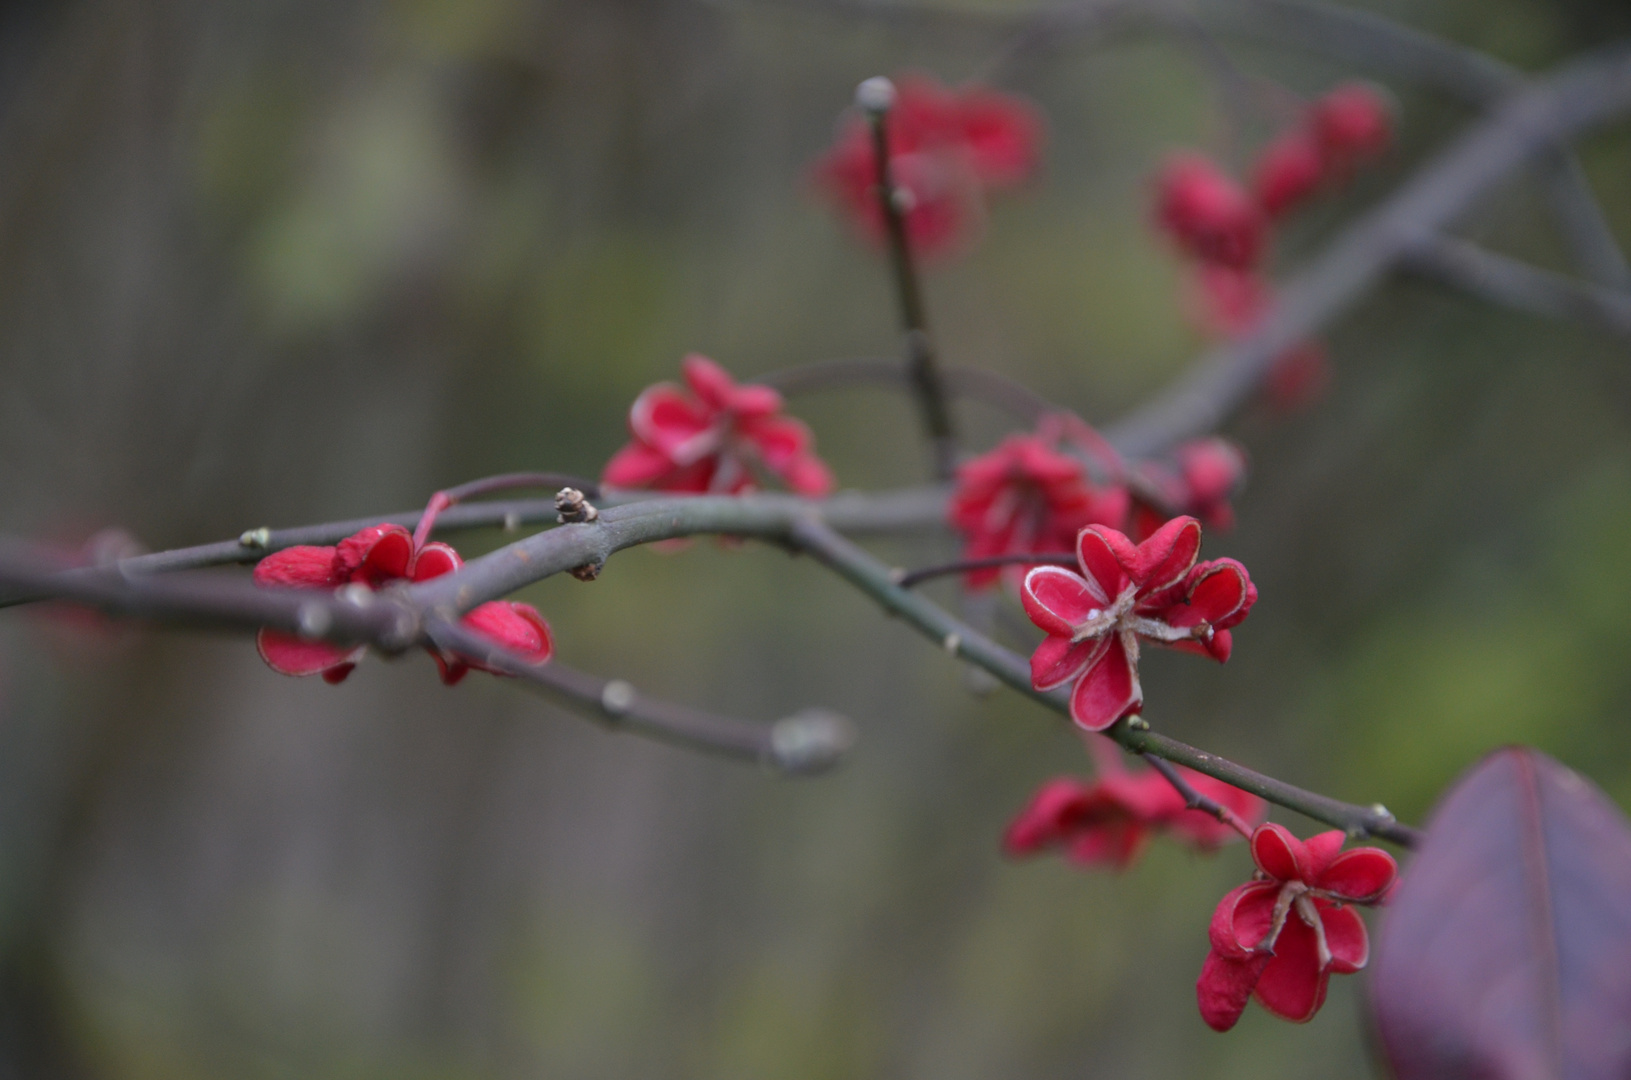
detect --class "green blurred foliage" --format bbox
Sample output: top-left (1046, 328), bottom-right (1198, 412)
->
top-left (0, 0), bottom-right (1628, 1077)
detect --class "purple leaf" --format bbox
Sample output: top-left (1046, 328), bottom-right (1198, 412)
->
top-left (1370, 747), bottom-right (1631, 1080)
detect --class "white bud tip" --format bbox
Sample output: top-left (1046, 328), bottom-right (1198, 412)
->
top-left (855, 76), bottom-right (896, 114)
top-left (770, 709), bottom-right (857, 775)
top-left (600, 679), bottom-right (637, 717)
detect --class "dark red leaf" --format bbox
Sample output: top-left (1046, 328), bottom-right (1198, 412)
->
top-left (1370, 747), bottom-right (1631, 1080)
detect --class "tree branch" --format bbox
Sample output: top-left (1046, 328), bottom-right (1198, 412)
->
top-left (1140, 752), bottom-right (1255, 840)
top-left (1402, 234), bottom-right (1631, 340)
top-left (424, 618), bottom-right (855, 774)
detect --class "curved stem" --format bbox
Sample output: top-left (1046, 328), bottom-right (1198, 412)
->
top-left (896, 552), bottom-right (1076, 589)
top-left (1141, 752), bottom-right (1256, 841)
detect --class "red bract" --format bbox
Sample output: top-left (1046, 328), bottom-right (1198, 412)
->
top-left (1154, 154), bottom-right (1266, 270)
top-left (811, 74), bottom-right (1043, 259)
top-left (1198, 823), bottom-right (1398, 1031)
top-left (1131, 437), bottom-right (1247, 539)
top-left (1021, 517), bottom-right (1256, 730)
top-left (602, 354), bottom-right (835, 497)
top-left (948, 414), bottom-right (1128, 589)
top-left (1312, 82), bottom-right (1392, 173)
top-left (1005, 765), bottom-right (1265, 870)
top-left (253, 524), bottom-right (553, 686)
top-left (1252, 131), bottom-right (1327, 217)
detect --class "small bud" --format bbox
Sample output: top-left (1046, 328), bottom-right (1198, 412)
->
top-left (555, 487), bottom-right (599, 524)
top-left (1126, 715), bottom-right (1150, 731)
top-left (942, 633), bottom-right (961, 656)
top-left (502, 512), bottom-right (521, 533)
top-left (600, 679), bottom-right (636, 717)
top-left (570, 560), bottom-right (604, 582)
top-left (888, 567), bottom-right (907, 585)
top-left (855, 76), bottom-right (896, 115)
top-left (239, 527), bottom-right (272, 550)
top-left (769, 709), bottom-right (857, 775)
top-left (339, 583), bottom-right (373, 607)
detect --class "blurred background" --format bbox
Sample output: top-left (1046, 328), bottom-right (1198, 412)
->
top-left (0, 0), bottom-right (1629, 1076)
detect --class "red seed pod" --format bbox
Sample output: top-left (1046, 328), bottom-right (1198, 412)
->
top-left (1252, 130), bottom-right (1327, 217)
top-left (1154, 153), bottom-right (1268, 270)
top-left (1312, 82), bottom-right (1393, 171)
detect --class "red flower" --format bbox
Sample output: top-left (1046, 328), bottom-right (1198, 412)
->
top-left (1198, 823), bottom-right (1397, 1031)
top-left (1021, 517), bottom-right (1256, 730)
top-left (253, 524), bottom-right (553, 685)
top-left (1154, 154), bottom-right (1267, 270)
top-left (1131, 437), bottom-right (1247, 539)
top-left (811, 74), bottom-right (1043, 259)
top-left (1005, 765), bottom-right (1265, 870)
top-left (948, 413), bottom-right (1128, 589)
top-left (1312, 82), bottom-right (1392, 174)
top-left (1252, 130), bottom-right (1327, 217)
top-left (602, 354), bottom-right (835, 497)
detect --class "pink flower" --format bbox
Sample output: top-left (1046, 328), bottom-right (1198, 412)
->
top-left (1252, 130), bottom-right (1327, 217)
top-left (602, 354), bottom-right (835, 497)
top-left (948, 414), bottom-right (1128, 589)
top-left (1198, 823), bottom-right (1398, 1031)
top-left (1005, 766), bottom-right (1265, 870)
top-left (1131, 437), bottom-right (1247, 538)
top-left (253, 524), bottom-right (553, 685)
top-left (1154, 154), bottom-right (1267, 270)
top-left (1312, 82), bottom-right (1392, 174)
top-left (811, 74), bottom-right (1044, 259)
top-left (1021, 517), bottom-right (1256, 730)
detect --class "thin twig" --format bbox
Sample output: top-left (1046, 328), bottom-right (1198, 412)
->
top-left (1140, 751), bottom-right (1255, 840)
top-left (1105, 43), bottom-right (1631, 459)
top-left (895, 552), bottom-right (1076, 589)
top-left (860, 78), bottom-right (959, 478)
top-left (1402, 234), bottom-right (1631, 340)
top-left (424, 618), bottom-right (855, 774)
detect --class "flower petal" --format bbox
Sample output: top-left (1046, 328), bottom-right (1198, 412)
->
top-left (1198, 949), bottom-right (1271, 1032)
top-left (462, 601), bottom-right (554, 666)
top-left (410, 542), bottom-right (462, 582)
top-left (1073, 528), bottom-right (1128, 601)
top-left (1301, 830), bottom-right (1348, 880)
top-left (602, 440), bottom-right (676, 489)
top-left (629, 382), bottom-right (716, 463)
top-left (1251, 823), bottom-right (1308, 883)
top-left (1316, 847), bottom-right (1398, 903)
top-left (728, 383), bottom-right (783, 419)
top-left (256, 629), bottom-right (364, 679)
top-left (1002, 778), bottom-right (1095, 855)
top-left (1068, 634), bottom-right (1141, 732)
top-left (1031, 634), bottom-right (1104, 693)
top-left (1020, 566), bottom-right (1104, 637)
top-left (1251, 916), bottom-right (1330, 1023)
top-left (782, 453), bottom-right (836, 497)
top-left (681, 354), bottom-right (740, 414)
top-left (1319, 901), bottom-right (1370, 974)
top-left (336, 525), bottom-right (413, 583)
top-left (1066, 817), bottom-right (1152, 870)
top-left (1209, 880), bottom-right (1280, 957)
top-left (252, 546), bottom-right (341, 588)
top-left (1129, 515), bottom-right (1202, 594)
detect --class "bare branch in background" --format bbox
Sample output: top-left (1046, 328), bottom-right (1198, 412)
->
top-left (1404, 235), bottom-right (1631, 340)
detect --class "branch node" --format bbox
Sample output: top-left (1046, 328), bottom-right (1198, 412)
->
top-left (942, 632), bottom-right (961, 656)
top-left (769, 709), bottom-right (857, 775)
top-left (502, 512), bottom-right (521, 533)
top-left (239, 528), bottom-right (271, 550)
top-left (296, 601), bottom-right (331, 640)
top-left (600, 678), bottom-right (636, 718)
top-left (1126, 714), bottom-right (1150, 731)
top-left (570, 560), bottom-right (605, 582)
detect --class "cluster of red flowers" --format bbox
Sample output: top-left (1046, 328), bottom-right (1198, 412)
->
top-left (253, 523), bottom-right (553, 685)
top-left (811, 73), bottom-right (1044, 259)
top-left (1155, 83), bottom-right (1393, 409)
top-left (602, 354), bottom-right (835, 497)
top-left (1005, 760), bottom-right (1265, 869)
top-left (948, 412), bottom-right (1247, 587)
